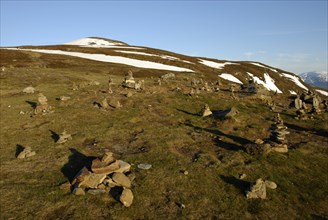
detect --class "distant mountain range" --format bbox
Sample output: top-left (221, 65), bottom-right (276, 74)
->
top-left (298, 71), bottom-right (328, 89)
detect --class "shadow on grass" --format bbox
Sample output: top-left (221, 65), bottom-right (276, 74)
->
top-left (219, 175), bottom-right (250, 194)
top-left (185, 123), bottom-right (252, 151)
top-left (285, 122), bottom-right (328, 138)
top-left (61, 148), bottom-right (96, 182)
top-left (25, 100), bottom-right (37, 108)
top-left (49, 130), bottom-right (60, 143)
top-left (15, 144), bottom-right (24, 157)
top-left (109, 186), bottom-right (124, 202)
top-left (176, 108), bottom-right (199, 116)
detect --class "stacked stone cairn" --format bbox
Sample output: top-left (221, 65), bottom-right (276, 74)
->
top-left (268, 114), bottom-right (289, 153)
top-left (122, 70), bottom-right (136, 89)
top-left (199, 104), bottom-right (213, 117)
top-left (71, 152), bottom-right (134, 207)
top-left (34, 93), bottom-right (52, 115)
top-left (311, 95), bottom-right (321, 114)
top-left (107, 77), bottom-right (113, 94)
top-left (246, 178), bottom-right (277, 199)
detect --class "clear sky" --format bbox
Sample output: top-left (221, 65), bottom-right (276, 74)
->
top-left (1, 0), bottom-right (327, 74)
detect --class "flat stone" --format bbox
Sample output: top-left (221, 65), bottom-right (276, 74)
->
top-left (71, 167), bottom-right (91, 186)
top-left (101, 152), bottom-right (116, 164)
top-left (22, 86), bottom-right (35, 94)
top-left (112, 173), bottom-right (131, 188)
top-left (239, 173), bottom-right (247, 180)
top-left (87, 189), bottom-right (106, 195)
top-left (137, 163), bottom-right (152, 170)
top-left (265, 180), bottom-right (277, 189)
top-left (80, 173), bottom-right (107, 188)
top-left (72, 187), bottom-right (85, 196)
top-left (120, 188), bottom-right (133, 207)
top-left (59, 181), bottom-right (71, 191)
top-left (91, 159), bottom-right (120, 174)
top-left (271, 144), bottom-right (288, 153)
top-left (115, 160), bottom-right (131, 173)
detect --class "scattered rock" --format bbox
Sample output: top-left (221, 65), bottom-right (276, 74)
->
top-left (199, 104), bottom-right (212, 117)
top-left (255, 139), bottom-right (264, 144)
top-left (16, 146), bottom-right (36, 159)
top-left (59, 96), bottom-right (71, 101)
top-left (161, 72), bottom-right (175, 80)
top-left (120, 188), bottom-right (134, 207)
top-left (22, 86), bottom-right (35, 94)
top-left (239, 173), bottom-right (247, 180)
top-left (56, 131), bottom-right (72, 144)
top-left (246, 178), bottom-right (266, 199)
top-left (265, 180), bottom-right (277, 189)
top-left (137, 163), bottom-right (152, 170)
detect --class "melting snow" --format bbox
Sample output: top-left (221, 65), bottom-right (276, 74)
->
top-left (115, 50), bottom-right (155, 56)
top-left (5, 48), bottom-right (193, 72)
top-left (199, 59), bottom-right (239, 69)
top-left (64, 37), bottom-right (124, 46)
top-left (64, 37), bottom-right (143, 49)
top-left (115, 50), bottom-right (194, 63)
top-left (316, 89), bottom-right (328, 96)
top-left (247, 72), bottom-right (282, 93)
top-left (251, 62), bottom-right (278, 73)
top-left (281, 73), bottom-right (308, 91)
top-left (289, 90), bottom-right (297, 95)
top-left (218, 73), bottom-right (243, 84)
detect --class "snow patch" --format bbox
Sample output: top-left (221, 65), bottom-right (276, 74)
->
top-left (115, 50), bottom-right (194, 63)
top-left (199, 59), bottom-right (239, 69)
top-left (316, 89), bottom-right (328, 96)
top-left (251, 62), bottom-right (278, 73)
top-left (289, 90), bottom-right (297, 95)
top-left (64, 37), bottom-right (143, 49)
top-left (218, 73), bottom-right (243, 84)
top-left (281, 73), bottom-right (308, 91)
top-left (247, 72), bottom-right (282, 93)
top-left (4, 48), bottom-right (193, 72)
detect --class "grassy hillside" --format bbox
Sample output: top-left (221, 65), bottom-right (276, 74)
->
top-left (0, 47), bottom-right (327, 219)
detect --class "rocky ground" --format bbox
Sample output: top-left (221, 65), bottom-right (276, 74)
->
top-left (0, 48), bottom-right (328, 219)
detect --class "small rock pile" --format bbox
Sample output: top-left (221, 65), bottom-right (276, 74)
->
top-left (56, 131), bottom-right (72, 144)
top-left (268, 114), bottom-right (289, 153)
top-left (17, 146), bottom-right (36, 159)
top-left (246, 178), bottom-right (277, 199)
top-left (122, 70), bottom-right (136, 89)
top-left (199, 104), bottom-right (212, 117)
top-left (71, 152), bottom-right (134, 207)
top-left (34, 93), bottom-right (53, 115)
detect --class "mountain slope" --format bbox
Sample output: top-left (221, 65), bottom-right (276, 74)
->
top-left (0, 37), bottom-right (327, 219)
top-left (299, 71), bottom-right (328, 90)
top-left (2, 37), bottom-right (325, 96)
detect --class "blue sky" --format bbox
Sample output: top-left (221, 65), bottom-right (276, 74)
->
top-left (1, 1), bottom-right (327, 74)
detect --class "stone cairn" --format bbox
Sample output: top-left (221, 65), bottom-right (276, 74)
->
top-left (17, 146), bottom-right (36, 159)
top-left (199, 104), bottom-right (213, 117)
top-left (34, 93), bottom-right (52, 115)
top-left (70, 152), bottom-right (134, 207)
top-left (122, 70), bottom-right (136, 89)
top-left (268, 114), bottom-right (289, 153)
top-left (107, 77), bottom-right (113, 94)
top-left (246, 178), bottom-right (277, 199)
top-left (56, 131), bottom-right (72, 144)
top-left (311, 95), bottom-right (321, 114)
